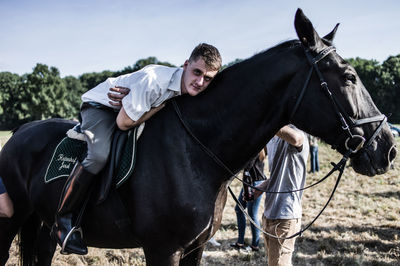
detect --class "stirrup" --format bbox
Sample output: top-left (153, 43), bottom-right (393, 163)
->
top-left (60, 226), bottom-right (84, 255)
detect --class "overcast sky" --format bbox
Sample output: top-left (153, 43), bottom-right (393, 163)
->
top-left (1, 0), bottom-right (399, 77)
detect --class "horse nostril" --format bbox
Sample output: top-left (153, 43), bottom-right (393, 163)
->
top-left (388, 145), bottom-right (397, 164)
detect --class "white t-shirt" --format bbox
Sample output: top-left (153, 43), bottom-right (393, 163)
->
top-left (81, 64), bottom-right (183, 121)
top-left (263, 130), bottom-right (309, 219)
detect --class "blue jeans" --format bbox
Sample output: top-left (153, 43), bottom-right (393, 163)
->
top-left (310, 146), bottom-right (319, 173)
top-left (234, 180), bottom-right (263, 247)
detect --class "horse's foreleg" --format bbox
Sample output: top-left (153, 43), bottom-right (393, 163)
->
top-left (143, 247), bottom-right (183, 266)
top-left (179, 245), bottom-right (205, 266)
top-left (0, 218), bottom-right (21, 265)
top-left (36, 224), bottom-right (56, 266)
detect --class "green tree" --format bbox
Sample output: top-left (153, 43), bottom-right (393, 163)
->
top-left (0, 72), bottom-right (23, 128)
top-left (348, 56), bottom-right (400, 123)
top-left (348, 57), bottom-right (381, 101)
top-left (221, 58), bottom-right (243, 70)
top-left (79, 57), bottom-right (175, 92)
top-left (79, 70), bottom-right (115, 93)
top-left (380, 55), bottom-right (400, 122)
top-left (63, 75), bottom-right (85, 119)
top-left (115, 57), bottom-right (175, 76)
top-left (19, 63), bottom-right (69, 121)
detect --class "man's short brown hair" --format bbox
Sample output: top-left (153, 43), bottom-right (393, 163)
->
top-left (189, 43), bottom-right (222, 71)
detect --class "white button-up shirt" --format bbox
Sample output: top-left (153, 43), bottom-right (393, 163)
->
top-left (82, 64), bottom-right (183, 121)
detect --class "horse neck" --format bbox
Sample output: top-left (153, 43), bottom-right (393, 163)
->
top-left (177, 45), bottom-right (303, 173)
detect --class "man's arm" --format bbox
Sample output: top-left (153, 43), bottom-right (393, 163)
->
top-left (116, 104), bottom-right (165, 131)
top-left (259, 149), bottom-right (266, 161)
top-left (276, 125), bottom-right (304, 148)
top-left (107, 86), bottom-right (166, 130)
top-left (0, 193), bottom-right (14, 218)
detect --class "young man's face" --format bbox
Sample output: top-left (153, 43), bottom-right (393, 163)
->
top-left (181, 58), bottom-right (218, 96)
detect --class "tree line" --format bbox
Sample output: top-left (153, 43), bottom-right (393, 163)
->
top-left (0, 55), bottom-right (399, 130)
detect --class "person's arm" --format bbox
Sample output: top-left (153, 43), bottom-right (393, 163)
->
top-left (0, 193), bottom-right (14, 218)
top-left (258, 149), bottom-right (266, 161)
top-left (253, 180), bottom-right (269, 199)
top-left (108, 83), bottom-right (165, 130)
top-left (276, 125), bottom-right (304, 148)
top-left (116, 104), bottom-right (166, 131)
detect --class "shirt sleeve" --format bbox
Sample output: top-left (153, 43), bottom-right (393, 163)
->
top-left (120, 71), bottom-right (161, 121)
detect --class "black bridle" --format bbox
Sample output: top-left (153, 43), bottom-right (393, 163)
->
top-left (171, 45), bottom-right (387, 240)
top-left (290, 45), bottom-right (387, 154)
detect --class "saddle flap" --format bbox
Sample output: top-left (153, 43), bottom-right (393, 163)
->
top-left (45, 124), bottom-right (143, 204)
top-left (96, 125), bottom-right (142, 204)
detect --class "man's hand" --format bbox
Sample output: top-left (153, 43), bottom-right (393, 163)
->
top-left (108, 86), bottom-right (130, 107)
top-left (253, 180), bottom-right (269, 200)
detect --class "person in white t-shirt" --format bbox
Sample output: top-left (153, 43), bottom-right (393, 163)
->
top-left (52, 43), bottom-right (222, 255)
top-left (254, 125), bottom-right (308, 266)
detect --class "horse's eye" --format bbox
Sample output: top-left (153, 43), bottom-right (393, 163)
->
top-left (345, 73), bottom-right (357, 84)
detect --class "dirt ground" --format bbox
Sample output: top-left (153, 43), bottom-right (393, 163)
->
top-left (4, 138), bottom-right (400, 265)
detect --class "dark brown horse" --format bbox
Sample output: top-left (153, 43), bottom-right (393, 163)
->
top-left (0, 9), bottom-right (396, 266)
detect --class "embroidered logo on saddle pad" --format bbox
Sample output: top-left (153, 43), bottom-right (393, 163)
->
top-left (44, 124), bottom-right (143, 187)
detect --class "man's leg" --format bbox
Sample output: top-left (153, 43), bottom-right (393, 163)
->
top-left (262, 216), bottom-right (272, 260)
top-left (53, 107), bottom-right (117, 255)
top-left (234, 189), bottom-right (247, 245)
top-left (262, 217), bottom-right (301, 266)
top-left (310, 146), bottom-right (316, 173)
top-left (80, 107), bottom-right (118, 175)
top-left (248, 181), bottom-right (263, 249)
top-left (315, 147), bottom-right (319, 171)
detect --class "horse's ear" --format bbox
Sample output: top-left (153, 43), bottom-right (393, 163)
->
top-left (294, 8), bottom-right (324, 50)
top-left (322, 23), bottom-right (340, 44)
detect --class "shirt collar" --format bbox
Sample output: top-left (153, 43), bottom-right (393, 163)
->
top-left (168, 68), bottom-right (183, 95)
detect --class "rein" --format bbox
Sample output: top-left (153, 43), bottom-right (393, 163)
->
top-left (170, 45), bottom-right (387, 240)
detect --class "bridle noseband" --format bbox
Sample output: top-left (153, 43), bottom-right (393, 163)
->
top-left (289, 45), bottom-right (387, 154)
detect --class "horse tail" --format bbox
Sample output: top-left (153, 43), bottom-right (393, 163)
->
top-left (19, 213), bottom-right (40, 266)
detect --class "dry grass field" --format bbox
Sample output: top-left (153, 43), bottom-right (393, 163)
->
top-left (3, 135), bottom-right (400, 266)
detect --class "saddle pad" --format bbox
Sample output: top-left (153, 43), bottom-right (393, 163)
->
top-left (44, 127), bottom-right (140, 187)
top-left (44, 137), bottom-right (87, 183)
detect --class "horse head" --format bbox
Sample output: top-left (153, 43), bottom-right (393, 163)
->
top-left (291, 9), bottom-right (396, 176)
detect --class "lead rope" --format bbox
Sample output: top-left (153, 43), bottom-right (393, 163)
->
top-left (171, 98), bottom-right (351, 240)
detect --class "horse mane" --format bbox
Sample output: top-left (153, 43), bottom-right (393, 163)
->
top-left (12, 125), bottom-right (23, 135)
top-left (222, 39), bottom-right (302, 72)
top-left (263, 39), bottom-right (302, 55)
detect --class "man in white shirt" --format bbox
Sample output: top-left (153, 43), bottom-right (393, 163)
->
top-left (52, 43), bottom-right (222, 255)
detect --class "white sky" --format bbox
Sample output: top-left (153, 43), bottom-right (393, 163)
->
top-left (1, 0), bottom-right (399, 77)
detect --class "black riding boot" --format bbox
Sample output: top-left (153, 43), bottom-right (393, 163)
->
top-left (52, 161), bottom-right (94, 255)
